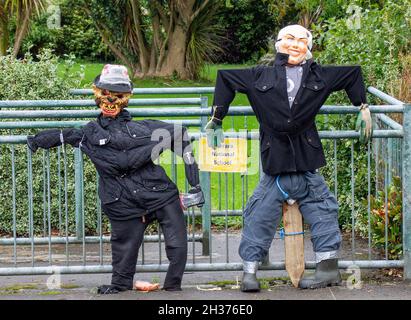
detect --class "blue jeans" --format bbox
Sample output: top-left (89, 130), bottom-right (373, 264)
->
top-left (239, 171), bottom-right (341, 262)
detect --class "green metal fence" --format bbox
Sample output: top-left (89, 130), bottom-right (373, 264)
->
top-left (0, 86), bottom-right (409, 280)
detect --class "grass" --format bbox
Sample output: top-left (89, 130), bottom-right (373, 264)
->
top-left (207, 277), bottom-right (292, 290)
top-left (0, 283), bottom-right (40, 295)
top-left (0, 283), bottom-right (38, 293)
top-left (60, 283), bottom-right (81, 289)
top-left (38, 290), bottom-right (63, 296)
top-left (58, 61), bottom-right (261, 226)
top-left (207, 279), bottom-right (239, 287)
top-left (61, 60), bottom-right (249, 88)
top-left (0, 283), bottom-right (39, 292)
top-left (0, 283), bottom-right (81, 296)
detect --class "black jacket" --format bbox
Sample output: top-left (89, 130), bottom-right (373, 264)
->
top-left (212, 52), bottom-right (367, 176)
top-left (27, 110), bottom-right (200, 220)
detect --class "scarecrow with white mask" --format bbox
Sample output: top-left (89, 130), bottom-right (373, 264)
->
top-left (27, 64), bottom-right (204, 294)
top-left (206, 25), bottom-right (372, 291)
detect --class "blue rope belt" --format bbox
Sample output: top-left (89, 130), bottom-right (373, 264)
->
top-left (278, 228), bottom-right (304, 240)
top-left (275, 175), bottom-right (304, 240)
top-left (275, 175), bottom-right (289, 200)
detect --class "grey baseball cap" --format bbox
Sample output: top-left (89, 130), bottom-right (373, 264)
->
top-left (93, 64), bottom-right (133, 93)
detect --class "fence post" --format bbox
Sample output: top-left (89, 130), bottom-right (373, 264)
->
top-left (74, 148), bottom-right (84, 240)
top-left (200, 96), bottom-right (211, 256)
top-left (403, 103), bottom-right (411, 280)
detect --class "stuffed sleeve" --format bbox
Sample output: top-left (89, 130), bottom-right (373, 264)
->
top-left (27, 128), bottom-right (84, 152)
top-left (211, 68), bottom-right (253, 124)
top-left (324, 65), bottom-right (367, 106)
top-left (144, 120), bottom-right (200, 187)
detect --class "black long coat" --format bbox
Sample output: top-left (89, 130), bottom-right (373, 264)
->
top-left (212, 52), bottom-right (367, 176)
top-left (27, 110), bottom-right (199, 220)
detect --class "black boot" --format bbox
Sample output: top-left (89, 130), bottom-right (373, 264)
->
top-left (299, 258), bottom-right (342, 289)
top-left (96, 284), bottom-right (129, 294)
top-left (240, 261), bottom-right (260, 292)
top-left (162, 286), bottom-right (182, 292)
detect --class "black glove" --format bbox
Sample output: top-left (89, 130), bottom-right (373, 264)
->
top-left (27, 136), bottom-right (38, 153)
top-left (180, 185), bottom-right (205, 209)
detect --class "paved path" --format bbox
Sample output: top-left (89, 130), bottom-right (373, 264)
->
top-left (0, 232), bottom-right (410, 300)
top-left (0, 271), bottom-right (410, 300)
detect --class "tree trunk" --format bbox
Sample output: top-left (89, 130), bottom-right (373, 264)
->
top-left (148, 13), bottom-right (161, 75)
top-left (0, 13), bottom-right (9, 56)
top-left (129, 1), bottom-right (150, 74)
top-left (160, 24), bottom-right (189, 79)
top-left (87, 1), bottom-right (215, 80)
top-left (13, 10), bottom-right (31, 57)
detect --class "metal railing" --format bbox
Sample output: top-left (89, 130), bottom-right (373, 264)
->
top-left (0, 86), bottom-right (409, 280)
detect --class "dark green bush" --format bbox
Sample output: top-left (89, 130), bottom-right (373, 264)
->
top-left (0, 50), bottom-right (105, 237)
top-left (314, 0), bottom-right (409, 255)
top-left (314, 0), bottom-right (410, 96)
top-left (21, 0), bottom-right (114, 61)
top-left (356, 176), bottom-right (403, 259)
top-left (0, 49), bottom-right (81, 100)
top-left (215, 0), bottom-right (276, 63)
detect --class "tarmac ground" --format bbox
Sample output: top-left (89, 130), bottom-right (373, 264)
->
top-left (0, 231), bottom-right (410, 301)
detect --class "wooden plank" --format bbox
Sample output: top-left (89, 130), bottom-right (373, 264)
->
top-left (283, 202), bottom-right (305, 287)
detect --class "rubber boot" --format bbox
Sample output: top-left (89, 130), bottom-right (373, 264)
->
top-left (240, 261), bottom-right (260, 292)
top-left (299, 258), bottom-right (342, 289)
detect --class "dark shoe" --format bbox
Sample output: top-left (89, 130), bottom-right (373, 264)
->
top-left (241, 272), bottom-right (260, 292)
top-left (162, 286), bottom-right (182, 292)
top-left (97, 284), bottom-right (128, 294)
top-left (299, 258), bottom-right (342, 289)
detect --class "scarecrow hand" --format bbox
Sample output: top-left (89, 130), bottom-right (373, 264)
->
top-left (27, 136), bottom-right (38, 153)
top-left (205, 118), bottom-right (224, 148)
top-left (134, 281), bottom-right (160, 292)
top-left (180, 185), bottom-right (205, 209)
top-left (355, 103), bottom-right (373, 144)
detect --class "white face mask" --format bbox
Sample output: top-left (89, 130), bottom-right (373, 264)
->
top-left (275, 25), bottom-right (313, 65)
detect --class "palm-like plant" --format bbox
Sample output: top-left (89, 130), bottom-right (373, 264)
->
top-left (185, 1), bottom-right (224, 79)
top-left (0, 0), bottom-right (45, 56)
top-left (84, 0), bottom-right (224, 79)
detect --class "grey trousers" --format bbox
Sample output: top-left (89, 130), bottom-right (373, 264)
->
top-left (239, 171), bottom-right (341, 262)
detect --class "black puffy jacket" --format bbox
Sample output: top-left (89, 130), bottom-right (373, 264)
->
top-left (27, 110), bottom-right (200, 220)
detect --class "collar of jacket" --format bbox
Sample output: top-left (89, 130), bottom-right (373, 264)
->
top-left (98, 109), bottom-right (132, 128)
top-left (274, 52), bottom-right (312, 67)
top-left (274, 52), bottom-right (291, 66)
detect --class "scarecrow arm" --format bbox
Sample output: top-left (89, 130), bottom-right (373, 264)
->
top-left (324, 65), bottom-right (372, 143)
top-left (205, 68), bottom-right (254, 148)
top-left (324, 65), bottom-right (367, 106)
top-left (27, 128), bottom-right (83, 152)
top-left (137, 120), bottom-right (200, 187)
top-left (211, 68), bottom-right (253, 124)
